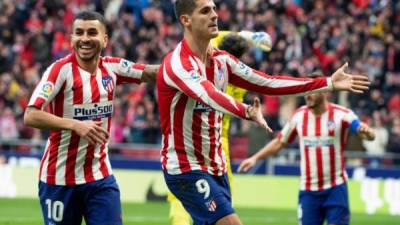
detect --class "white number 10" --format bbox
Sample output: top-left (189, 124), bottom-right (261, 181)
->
top-left (195, 179), bottom-right (210, 199)
top-left (45, 199), bottom-right (64, 222)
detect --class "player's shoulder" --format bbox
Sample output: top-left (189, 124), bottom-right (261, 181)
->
top-left (45, 54), bottom-right (74, 76)
top-left (102, 56), bottom-right (121, 64)
top-left (212, 48), bottom-right (231, 59)
top-left (329, 103), bottom-right (352, 114)
top-left (293, 106), bottom-right (308, 116)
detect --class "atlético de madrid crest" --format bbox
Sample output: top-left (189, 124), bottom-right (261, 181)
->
top-left (102, 75), bottom-right (114, 93)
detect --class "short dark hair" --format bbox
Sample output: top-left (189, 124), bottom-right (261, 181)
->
top-left (73, 11), bottom-right (107, 32)
top-left (218, 34), bottom-right (249, 58)
top-left (174, 0), bottom-right (197, 22)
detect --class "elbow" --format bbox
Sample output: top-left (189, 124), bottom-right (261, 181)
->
top-left (23, 111), bottom-right (33, 127)
top-left (23, 107), bottom-right (37, 127)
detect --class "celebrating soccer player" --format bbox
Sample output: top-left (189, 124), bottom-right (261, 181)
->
top-left (24, 11), bottom-right (158, 225)
top-left (238, 75), bottom-right (375, 225)
top-left (157, 0), bottom-right (370, 224)
top-left (167, 31), bottom-right (271, 225)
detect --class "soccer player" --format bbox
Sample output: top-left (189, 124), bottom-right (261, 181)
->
top-left (166, 31), bottom-right (271, 225)
top-left (238, 78), bottom-right (375, 225)
top-left (24, 11), bottom-right (158, 225)
top-left (157, 0), bottom-right (370, 224)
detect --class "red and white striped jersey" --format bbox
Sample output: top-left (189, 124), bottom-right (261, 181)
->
top-left (157, 39), bottom-right (334, 176)
top-left (28, 53), bottom-right (145, 185)
top-left (278, 103), bottom-right (359, 191)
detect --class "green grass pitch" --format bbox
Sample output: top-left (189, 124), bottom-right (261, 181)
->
top-left (0, 198), bottom-right (399, 225)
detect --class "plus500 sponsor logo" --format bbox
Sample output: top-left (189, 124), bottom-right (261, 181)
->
top-left (73, 102), bottom-right (113, 120)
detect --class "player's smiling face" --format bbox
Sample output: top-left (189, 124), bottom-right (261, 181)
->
top-left (189, 0), bottom-right (219, 39)
top-left (71, 19), bottom-right (108, 62)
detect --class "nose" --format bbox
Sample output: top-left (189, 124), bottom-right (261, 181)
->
top-left (210, 8), bottom-right (218, 21)
top-left (80, 32), bottom-right (91, 42)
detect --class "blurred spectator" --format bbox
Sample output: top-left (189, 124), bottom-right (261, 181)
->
top-left (0, 0), bottom-right (398, 156)
top-left (0, 107), bottom-right (19, 151)
top-left (388, 116), bottom-right (400, 165)
top-left (129, 102), bottom-right (147, 144)
top-left (363, 111), bottom-right (389, 167)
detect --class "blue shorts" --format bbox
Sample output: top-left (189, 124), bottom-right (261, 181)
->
top-left (298, 183), bottom-right (350, 225)
top-left (38, 175), bottom-right (122, 225)
top-left (164, 171), bottom-right (234, 225)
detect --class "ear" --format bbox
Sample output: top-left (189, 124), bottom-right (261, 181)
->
top-left (179, 14), bottom-right (191, 27)
top-left (103, 34), bottom-right (109, 48)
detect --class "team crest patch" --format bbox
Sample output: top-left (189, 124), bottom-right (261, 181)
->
top-left (328, 120), bottom-right (336, 132)
top-left (39, 81), bottom-right (54, 99)
top-left (189, 70), bottom-right (201, 81)
top-left (206, 199), bottom-right (217, 212)
top-left (119, 59), bottom-right (132, 74)
top-left (102, 75), bottom-right (114, 93)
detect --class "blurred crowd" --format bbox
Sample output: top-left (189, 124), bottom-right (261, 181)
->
top-left (0, 0), bottom-right (400, 161)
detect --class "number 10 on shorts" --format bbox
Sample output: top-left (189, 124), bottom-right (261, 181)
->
top-left (45, 199), bottom-right (64, 222)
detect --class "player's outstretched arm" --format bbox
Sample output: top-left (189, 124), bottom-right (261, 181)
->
top-left (331, 62), bottom-right (370, 93)
top-left (357, 122), bottom-right (376, 141)
top-left (24, 107), bottom-right (108, 145)
top-left (237, 138), bottom-right (284, 173)
top-left (141, 64), bottom-right (160, 83)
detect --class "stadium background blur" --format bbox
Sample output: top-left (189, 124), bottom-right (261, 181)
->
top-left (0, 0), bottom-right (400, 224)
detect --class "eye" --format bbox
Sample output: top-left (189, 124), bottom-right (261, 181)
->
top-left (74, 29), bottom-right (83, 35)
top-left (88, 29), bottom-right (98, 36)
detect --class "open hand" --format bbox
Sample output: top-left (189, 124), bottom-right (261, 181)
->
top-left (331, 62), bottom-right (370, 93)
top-left (247, 97), bottom-right (273, 133)
top-left (237, 157), bottom-right (257, 173)
top-left (72, 120), bottom-right (109, 145)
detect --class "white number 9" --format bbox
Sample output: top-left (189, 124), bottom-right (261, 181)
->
top-left (195, 179), bottom-right (210, 199)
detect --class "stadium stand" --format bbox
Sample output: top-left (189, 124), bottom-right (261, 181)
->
top-left (0, 0), bottom-right (399, 168)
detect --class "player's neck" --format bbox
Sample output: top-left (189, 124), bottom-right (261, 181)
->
top-left (310, 102), bottom-right (329, 116)
top-left (76, 56), bottom-right (100, 74)
top-left (184, 32), bottom-right (211, 64)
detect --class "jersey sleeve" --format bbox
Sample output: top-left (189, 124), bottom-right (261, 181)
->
top-left (103, 57), bottom-right (145, 85)
top-left (342, 109), bottom-right (361, 134)
top-left (162, 52), bottom-right (249, 119)
top-left (28, 62), bottom-right (67, 109)
top-left (278, 116), bottom-right (298, 144)
top-left (225, 54), bottom-right (333, 96)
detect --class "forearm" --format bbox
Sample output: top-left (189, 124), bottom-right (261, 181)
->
top-left (141, 64), bottom-right (160, 83)
top-left (24, 107), bottom-right (76, 131)
top-left (230, 69), bottom-right (333, 96)
top-left (252, 138), bottom-right (284, 160)
top-left (358, 129), bottom-right (375, 141)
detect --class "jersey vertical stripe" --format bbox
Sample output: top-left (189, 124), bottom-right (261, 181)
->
top-left (29, 54), bottom-right (144, 185)
top-left (158, 39), bottom-right (335, 176)
top-left (279, 103), bottom-right (358, 191)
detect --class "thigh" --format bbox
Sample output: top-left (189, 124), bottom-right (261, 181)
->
top-left (82, 175), bottom-right (122, 225)
top-left (323, 184), bottom-right (350, 225)
top-left (298, 191), bottom-right (324, 225)
top-left (164, 171), bottom-right (234, 225)
top-left (38, 182), bottom-right (83, 225)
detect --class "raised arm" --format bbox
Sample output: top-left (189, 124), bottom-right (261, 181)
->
top-left (226, 55), bottom-right (369, 96)
top-left (162, 52), bottom-right (249, 119)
